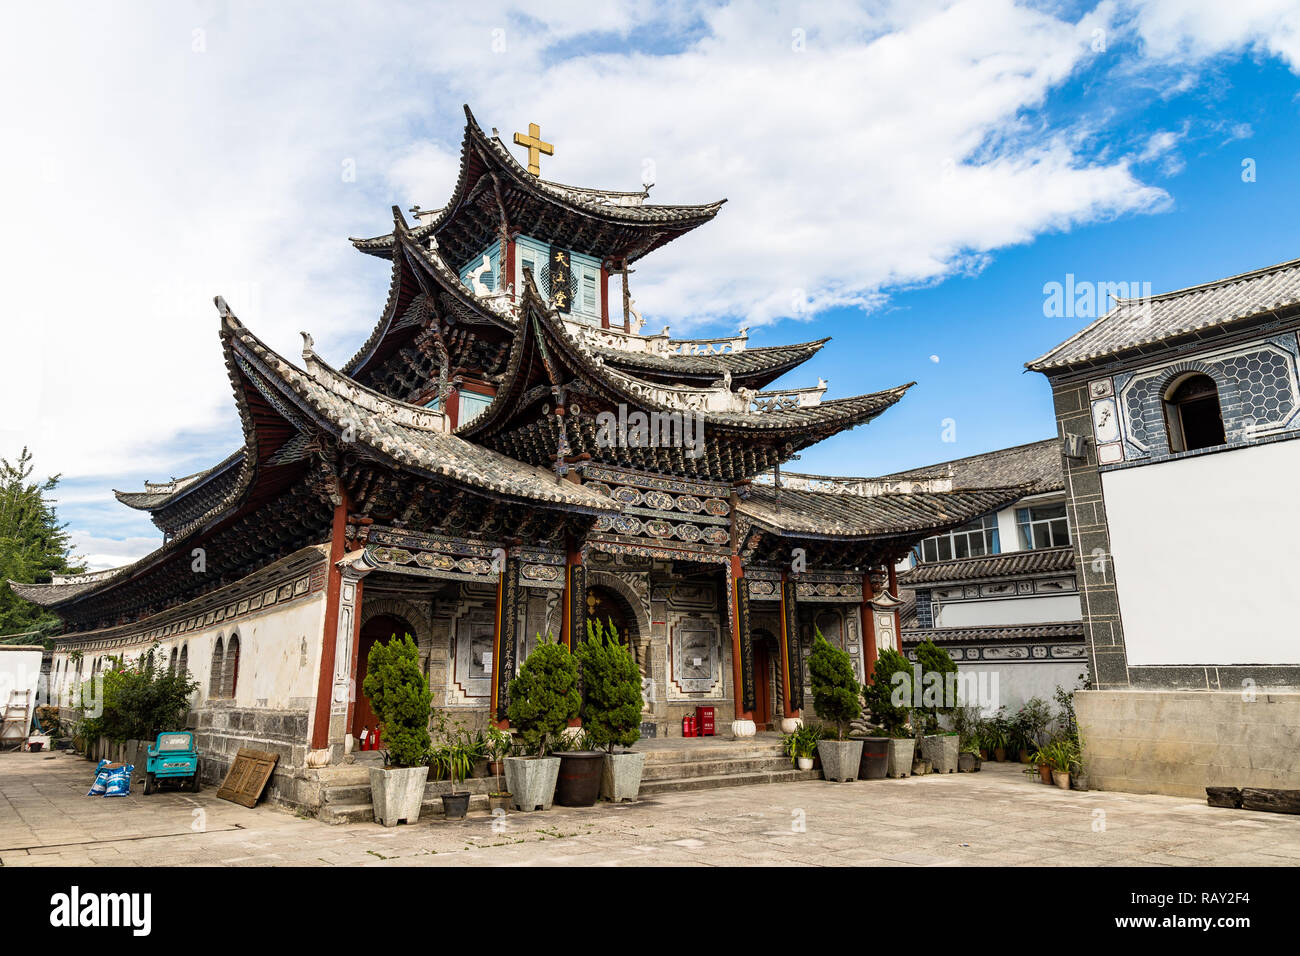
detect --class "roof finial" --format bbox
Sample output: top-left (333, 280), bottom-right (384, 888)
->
top-left (512, 122), bottom-right (554, 177)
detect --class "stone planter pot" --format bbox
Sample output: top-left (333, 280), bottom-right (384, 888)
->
top-left (958, 752), bottom-right (978, 773)
top-left (817, 739), bottom-right (864, 782)
top-left (441, 791), bottom-right (471, 819)
top-left (854, 737), bottom-right (889, 779)
top-left (922, 734), bottom-right (959, 773)
top-left (1052, 770), bottom-right (1071, 790)
top-left (912, 759), bottom-right (930, 775)
top-left (1071, 772), bottom-right (1090, 792)
top-left (368, 765), bottom-right (430, 827)
top-left (885, 738), bottom-right (915, 778)
top-left (601, 751), bottom-right (646, 803)
top-left (555, 751), bottom-right (604, 807)
top-left (504, 756), bottom-right (560, 812)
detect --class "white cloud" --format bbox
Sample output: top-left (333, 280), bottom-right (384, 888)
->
top-left (1123, 0), bottom-right (1300, 70)
top-left (3, 0), bottom-right (1281, 568)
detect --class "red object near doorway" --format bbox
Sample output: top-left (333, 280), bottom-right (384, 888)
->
top-left (695, 706), bottom-right (715, 736)
top-left (352, 614), bottom-right (410, 744)
top-left (682, 714), bottom-right (697, 737)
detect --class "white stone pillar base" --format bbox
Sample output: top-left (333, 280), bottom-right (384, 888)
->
top-left (731, 719), bottom-right (757, 738)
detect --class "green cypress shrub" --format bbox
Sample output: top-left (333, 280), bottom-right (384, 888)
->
top-left (807, 629), bottom-right (860, 739)
top-left (507, 634), bottom-right (580, 756)
top-left (863, 647), bottom-right (914, 734)
top-left (362, 633), bottom-right (432, 768)
top-left (576, 618), bottom-right (643, 753)
top-left (914, 639), bottom-right (959, 733)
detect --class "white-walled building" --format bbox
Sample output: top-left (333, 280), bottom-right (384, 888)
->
top-left (1029, 255), bottom-right (1300, 797)
top-left (889, 439), bottom-right (1087, 715)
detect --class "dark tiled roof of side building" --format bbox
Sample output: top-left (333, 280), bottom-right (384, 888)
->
top-left (1026, 255), bottom-right (1300, 372)
top-left (899, 546), bottom-right (1075, 586)
top-left (879, 438), bottom-right (1064, 496)
top-left (902, 622), bottom-right (1085, 644)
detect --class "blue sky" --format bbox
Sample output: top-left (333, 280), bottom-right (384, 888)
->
top-left (3, 0), bottom-right (1300, 568)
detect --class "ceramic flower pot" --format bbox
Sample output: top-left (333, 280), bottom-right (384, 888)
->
top-left (488, 793), bottom-right (512, 814)
top-left (855, 737), bottom-right (889, 779)
top-left (555, 751), bottom-right (604, 807)
top-left (441, 791), bottom-right (471, 819)
top-left (796, 757), bottom-right (814, 770)
top-left (1037, 762), bottom-right (1053, 784)
top-left (1052, 770), bottom-right (1071, 790)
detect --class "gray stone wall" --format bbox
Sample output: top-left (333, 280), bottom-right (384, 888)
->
top-left (194, 704), bottom-right (311, 806)
top-left (1077, 689), bottom-right (1300, 797)
top-left (1050, 375), bottom-right (1129, 689)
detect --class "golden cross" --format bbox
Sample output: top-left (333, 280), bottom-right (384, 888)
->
top-left (512, 122), bottom-right (553, 177)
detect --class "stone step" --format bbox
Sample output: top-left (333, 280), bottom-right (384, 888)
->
top-left (641, 743), bottom-right (786, 765)
top-left (640, 755), bottom-right (795, 782)
top-left (320, 791), bottom-right (498, 826)
top-left (639, 767), bottom-right (821, 796)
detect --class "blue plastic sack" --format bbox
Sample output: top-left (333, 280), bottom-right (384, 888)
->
top-left (87, 759), bottom-right (112, 796)
top-left (103, 764), bottom-right (134, 797)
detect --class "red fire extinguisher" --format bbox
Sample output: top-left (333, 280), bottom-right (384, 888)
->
top-left (682, 714), bottom-right (697, 737)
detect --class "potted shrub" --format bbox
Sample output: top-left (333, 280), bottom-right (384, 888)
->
top-left (1070, 733), bottom-right (1090, 791)
top-left (1043, 736), bottom-right (1077, 790)
top-left (504, 635), bottom-right (580, 811)
top-left (913, 640), bottom-right (960, 772)
top-left (552, 728), bottom-right (605, 806)
top-left (958, 735), bottom-right (981, 772)
top-left (783, 724), bottom-right (819, 770)
top-left (362, 634), bottom-right (432, 827)
top-left (484, 724), bottom-right (512, 812)
top-left (863, 648), bottom-right (916, 777)
top-left (808, 631), bottom-right (863, 782)
top-left (1029, 744), bottom-right (1053, 784)
top-left (577, 619), bottom-right (646, 802)
top-left (434, 738), bottom-right (473, 819)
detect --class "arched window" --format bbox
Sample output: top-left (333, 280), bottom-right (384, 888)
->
top-left (223, 633), bottom-right (241, 699)
top-left (1165, 373), bottom-right (1226, 452)
top-left (178, 644), bottom-right (189, 678)
top-left (168, 647), bottom-right (178, 675)
top-left (210, 637), bottom-right (225, 698)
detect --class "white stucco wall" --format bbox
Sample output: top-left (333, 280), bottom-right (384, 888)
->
top-left (955, 661), bottom-right (1085, 716)
top-left (937, 594), bottom-right (1081, 627)
top-left (1102, 439), bottom-right (1300, 665)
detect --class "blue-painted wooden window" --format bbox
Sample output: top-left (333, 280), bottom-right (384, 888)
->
top-left (458, 241), bottom-right (502, 293)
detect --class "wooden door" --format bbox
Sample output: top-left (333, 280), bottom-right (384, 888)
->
top-left (353, 615), bottom-right (409, 744)
top-left (752, 643), bottom-right (771, 728)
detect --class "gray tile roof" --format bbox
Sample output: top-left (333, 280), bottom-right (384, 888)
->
top-left (738, 484), bottom-right (1026, 539)
top-left (902, 621), bottom-right (1085, 644)
top-left (880, 438), bottom-right (1064, 495)
top-left (899, 546), bottom-right (1075, 585)
top-left (1027, 255), bottom-right (1300, 372)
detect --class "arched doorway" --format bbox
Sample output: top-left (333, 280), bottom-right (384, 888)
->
top-left (583, 585), bottom-right (638, 647)
top-left (353, 614), bottom-right (414, 744)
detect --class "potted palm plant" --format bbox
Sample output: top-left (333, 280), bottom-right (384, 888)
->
top-left (577, 619), bottom-right (646, 803)
top-left (783, 724), bottom-right (819, 770)
top-left (362, 634), bottom-right (432, 827)
top-left (435, 738), bottom-right (473, 819)
top-left (504, 635), bottom-right (580, 812)
top-left (808, 632), bottom-right (863, 782)
top-left (484, 724), bottom-right (512, 812)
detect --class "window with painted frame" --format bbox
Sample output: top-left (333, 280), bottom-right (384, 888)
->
top-left (1015, 503), bottom-right (1070, 549)
top-left (913, 513), bottom-right (1000, 563)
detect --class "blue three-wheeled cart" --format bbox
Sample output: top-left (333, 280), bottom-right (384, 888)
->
top-left (143, 731), bottom-right (202, 794)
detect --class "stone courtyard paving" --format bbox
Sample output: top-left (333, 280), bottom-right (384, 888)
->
top-left (2, 750), bottom-right (1298, 867)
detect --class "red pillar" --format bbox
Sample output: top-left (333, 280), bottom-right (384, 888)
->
top-left (861, 571), bottom-right (878, 682)
top-left (599, 263), bottom-right (610, 329)
top-left (311, 498), bottom-right (349, 750)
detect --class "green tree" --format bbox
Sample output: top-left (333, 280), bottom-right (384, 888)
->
top-left (0, 448), bottom-right (84, 639)
top-left (576, 618), bottom-right (643, 753)
top-left (362, 634), bottom-right (432, 768)
top-left (78, 645), bottom-right (199, 743)
top-left (507, 634), bottom-right (580, 756)
top-left (915, 639), bottom-right (959, 733)
top-left (807, 629), bottom-right (861, 739)
top-left (863, 647), bottom-right (914, 734)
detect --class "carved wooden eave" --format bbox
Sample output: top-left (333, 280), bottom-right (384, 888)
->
top-left (350, 105), bottom-right (725, 271)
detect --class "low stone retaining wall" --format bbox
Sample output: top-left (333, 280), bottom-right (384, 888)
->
top-left (1076, 689), bottom-right (1300, 798)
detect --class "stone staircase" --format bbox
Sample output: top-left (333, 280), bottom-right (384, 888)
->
top-left (315, 738), bottom-right (819, 824)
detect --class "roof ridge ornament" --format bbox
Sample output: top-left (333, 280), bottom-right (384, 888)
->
top-left (512, 122), bottom-right (554, 177)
